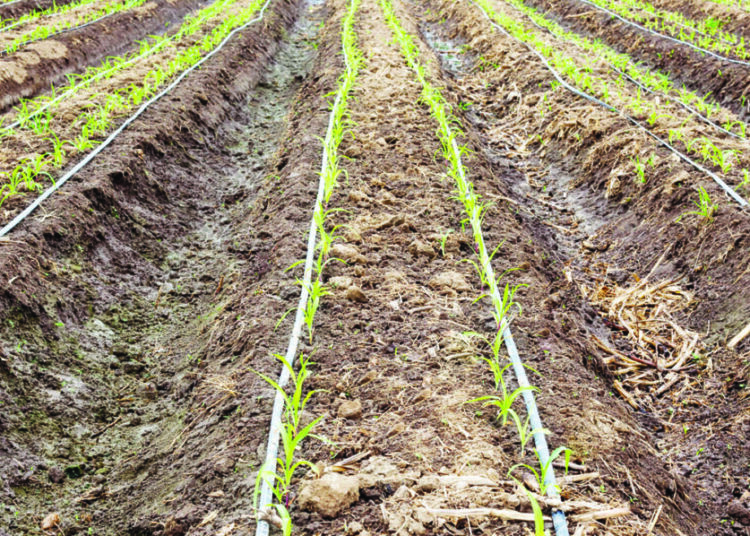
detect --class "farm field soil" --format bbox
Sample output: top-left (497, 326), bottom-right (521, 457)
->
top-left (646, 0), bottom-right (750, 39)
top-left (0, 0), bottom-right (81, 22)
top-left (519, 0), bottom-right (750, 118)
top-left (0, 1), bottom-right (748, 536)
top-left (0, 0), bottom-right (206, 111)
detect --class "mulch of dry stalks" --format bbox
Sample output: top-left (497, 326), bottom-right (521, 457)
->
top-left (581, 270), bottom-right (701, 400)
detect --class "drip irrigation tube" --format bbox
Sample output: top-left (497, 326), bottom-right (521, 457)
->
top-left (254, 3), bottom-right (358, 533)
top-left (474, 0), bottom-right (749, 207)
top-left (572, 0), bottom-right (750, 67)
top-left (507, 0), bottom-right (747, 140)
top-left (0, 0), bottom-right (273, 237)
top-left (0, 0), bottom-right (99, 33)
top-left (448, 135), bottom-right (571, 536)
top-left (0, 0), bottom-right (143, 57)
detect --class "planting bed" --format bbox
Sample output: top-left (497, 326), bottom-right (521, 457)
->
top-left (647, 0), bottom-right (750, 39)
top-left (0, 0), bottom-right (207, 111)
top-left (0, 0), bottom-right (82, 23)
top-left (521, 0), bottom-right (750, 118)
top-left (0, 0), bottom-right (747, 534)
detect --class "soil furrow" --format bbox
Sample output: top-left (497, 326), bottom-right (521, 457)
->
top-left (0, 0), bottom-right (207, 112)
top-left (518, 0), bottom-right (750, 119)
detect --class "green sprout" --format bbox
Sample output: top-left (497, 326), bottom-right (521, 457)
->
top-left (676, 186), bottom-right (718, 224)
top-left (467, 363), bottom-right (538, 425)
top-left (509, 446), bottom-right (572, 496)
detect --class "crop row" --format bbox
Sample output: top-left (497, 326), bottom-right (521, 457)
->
top-left (381, 0), bottom-right (572, 532)
top-left (619, 0), bottom-right (742, 42)
top-left (706, 0), bottom-right (750, 12)
top-left (1, 0), bottom-right (147, 55)
top-left (576, 0), bottom-right (750, 61)
top-left (1, 0), bottom-right (244, 135)
top-left (0, 0), bottom-right (257, 204)
top-left (475, 0), bottom-right (750, 198)
top-left (252, 0), bottom-right (363, 534)
top-left (502, 0), bottom-right (747, 137)
top-left (0, 0), bottom-right (100, 32)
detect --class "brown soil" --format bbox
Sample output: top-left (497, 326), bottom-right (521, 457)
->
top-left (0, 0), bottom-right (112, 51)
top-left (0, 0), bottom-right (748, 535)
top-left (647, 0), bottom-right (750, 43)
top-left (521, 0), bottom-right (750, 119)
top-left (417, 0), bottom-right (750, 533)
top-left (0, 0), bottom-right (80, 22)
top-left (0, 0), bottom-right (205, 111)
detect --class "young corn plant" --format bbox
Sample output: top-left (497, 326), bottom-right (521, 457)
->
top-left (468, 363), bottom-right (538, 425)
top-left (509, 446), bottom-right (572, 496)
top-left (676, 185), bottom-right (718, 224)
top-left (631, 155), bottom-right (646, 183)
top-left (299, 277), bottom-right (329, 344)
top-left (252, 353), bottom-right (322, 535)
top-left (508, 409), bottom-right (549, 456)
top-left (461, 330), bottom-right (506, 387)
top-left (520, 485), bottom-right (546, 536)
top-left (738, 169), bottom-right (750, 191)
top-left (438, 229), bottom-right (454, 256)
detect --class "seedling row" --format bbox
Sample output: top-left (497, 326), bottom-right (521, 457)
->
top-left (475, 0), bottom-right (750, 201)
top-left (0, 0), bottom-right (103, 32)
top-left (0, 0), bottom-right (149, 56)
top-left (575, 0), bottom-right (750, 62)
top-left (0, 0), bottom-right (270, 206)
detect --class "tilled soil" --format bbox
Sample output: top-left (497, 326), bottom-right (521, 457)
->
top-left (0, 0), bottom-right (81, 22)
top-left (0, 0), bottom-right (748, 534)
top-left (416, 0), bottom-right (750, 533)
top-left (521, 0), bottom-right (750, 119)
top-left (0, 0), bottom-right (206, 111)
top-left (647, 0), bottom-right (750, 42)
